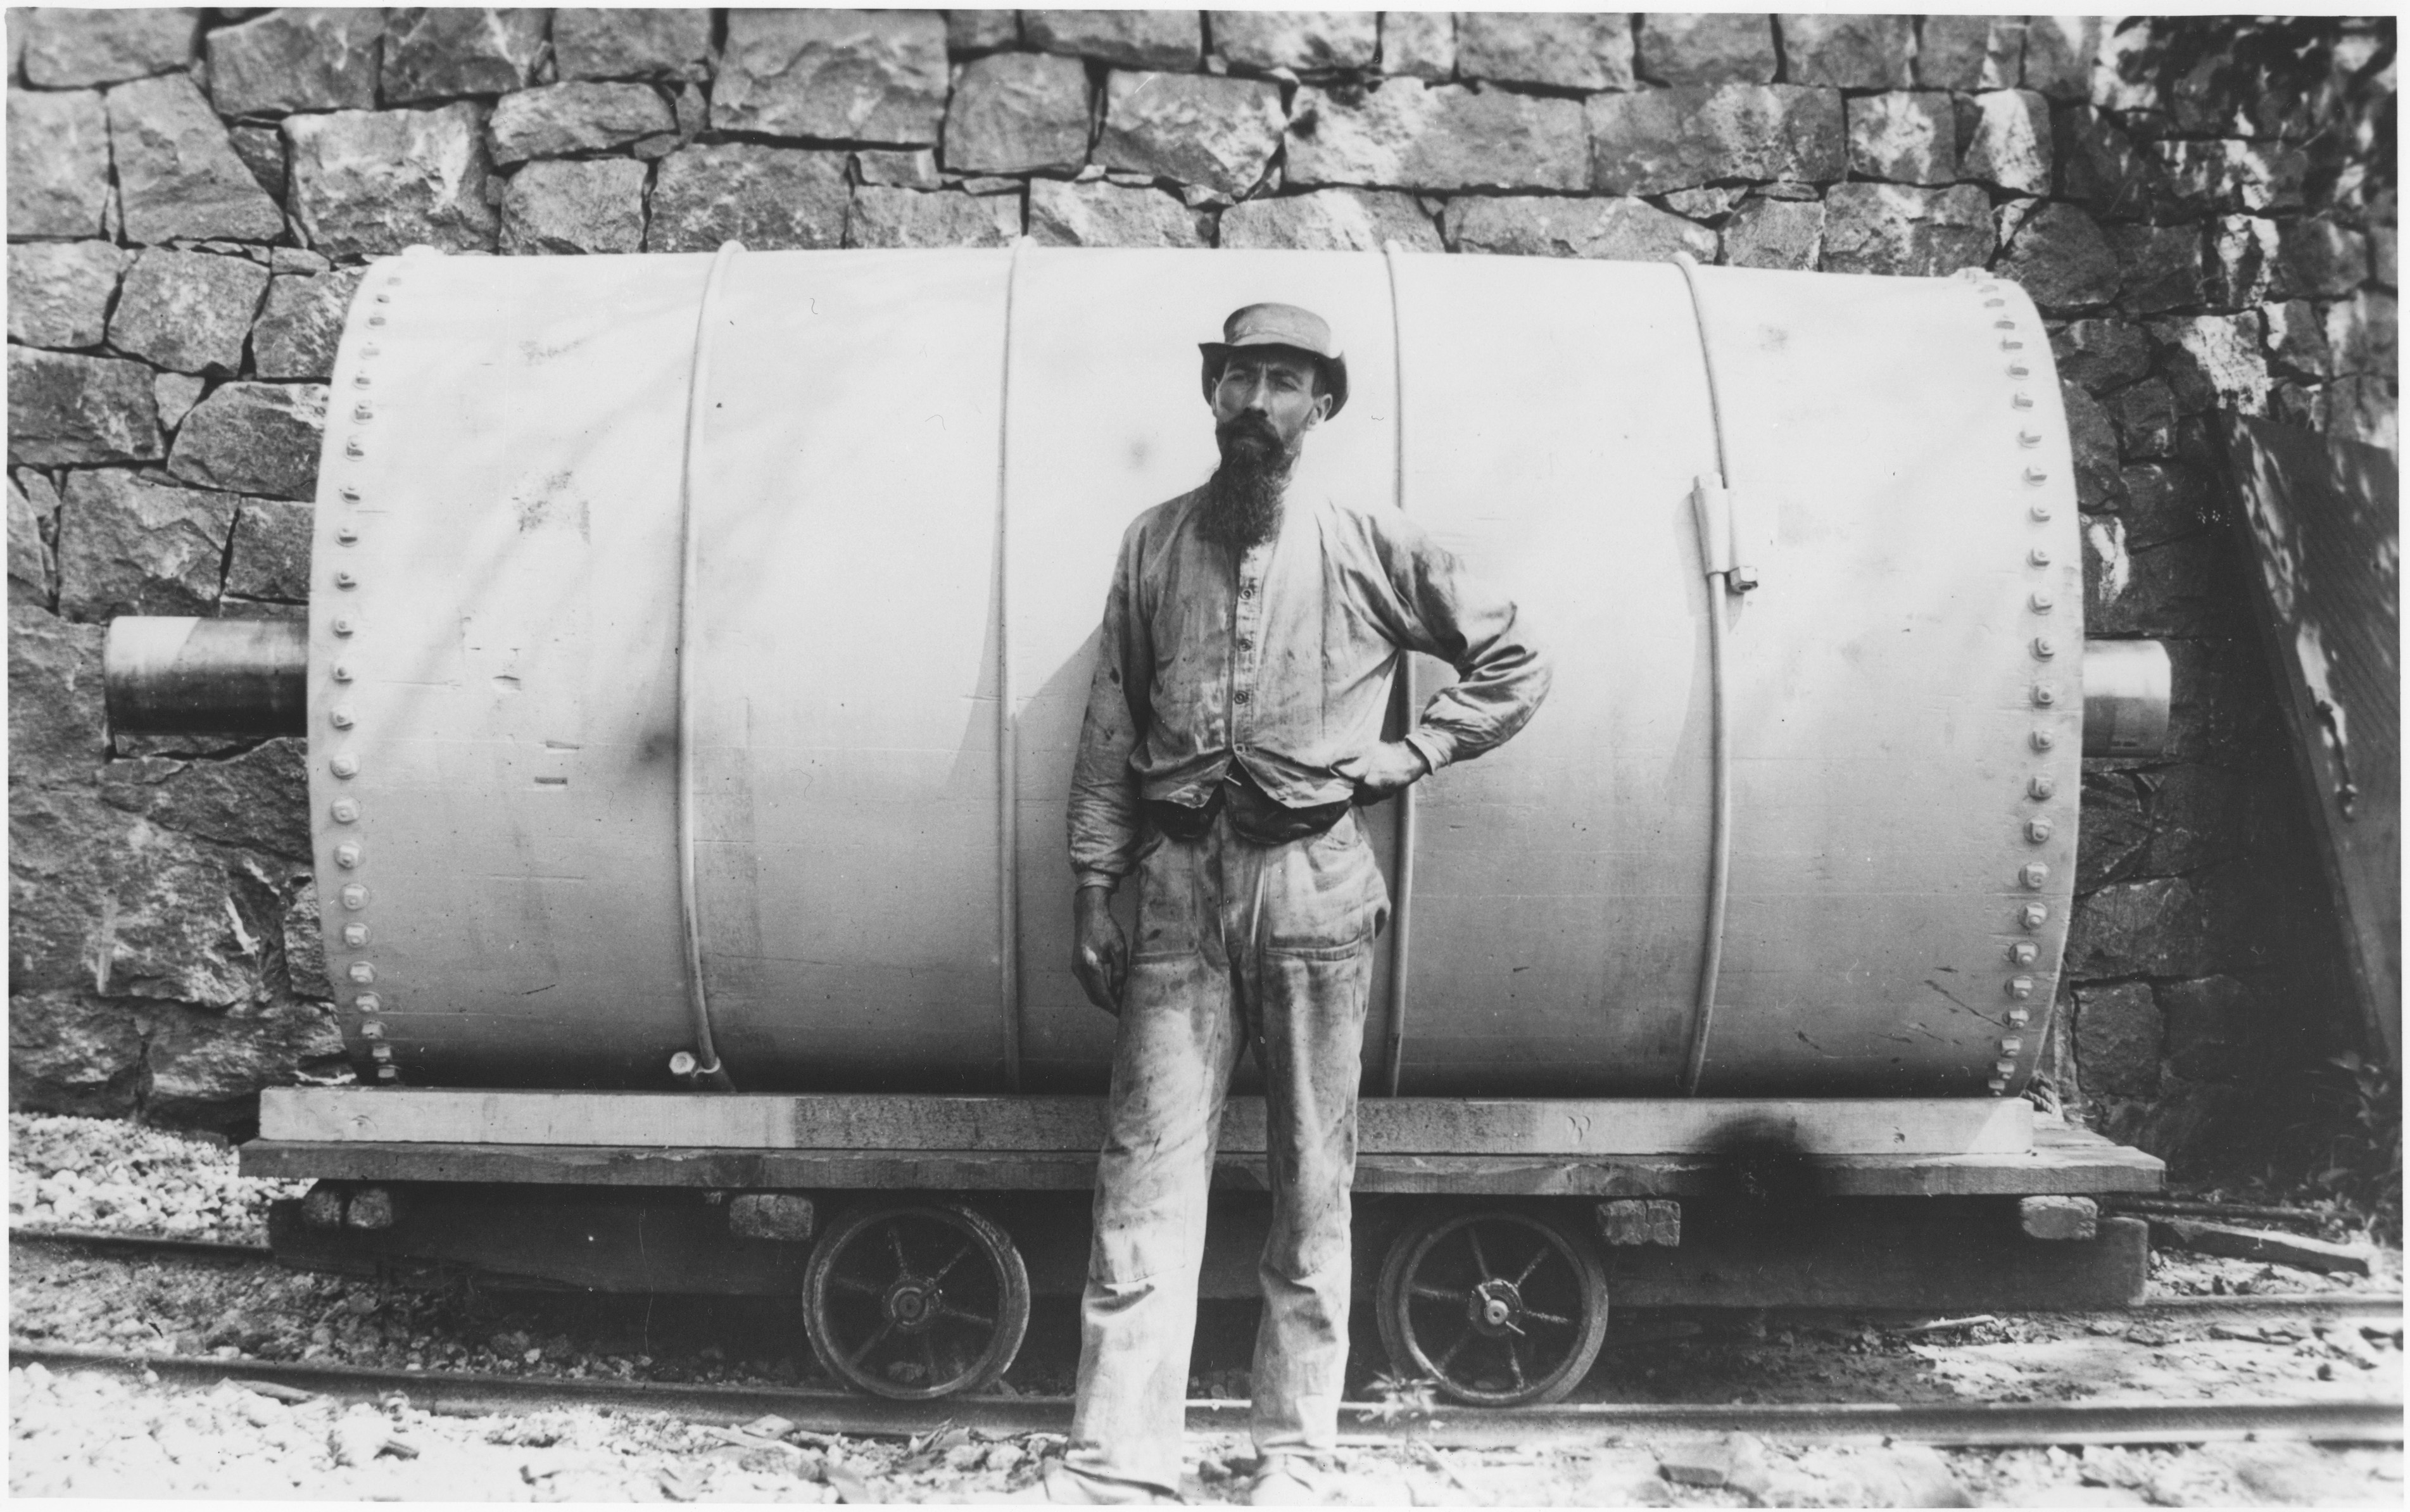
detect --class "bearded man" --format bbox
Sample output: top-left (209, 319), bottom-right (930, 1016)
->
top-left (1038, 304), bottom-right (1551, 1506)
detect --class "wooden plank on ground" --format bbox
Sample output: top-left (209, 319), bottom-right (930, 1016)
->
top-left (2221, 417), bottom-right (2400, 1066)
top-left (2147, 1216), bottom-right (2377, 1275)
top-left (240, 1133), bottom-right (2161, 1197)
top-left (258, 1089), bottom-right (2031, 1156)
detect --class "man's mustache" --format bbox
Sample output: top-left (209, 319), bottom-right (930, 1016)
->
top-left (1217, 413), bottom-right (1281, 450)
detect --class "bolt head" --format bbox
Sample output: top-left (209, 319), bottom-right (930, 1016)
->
top-left (669, 1051), bottom-right (698, 1077)
top-left (336, 843), bottom-right (362, 868)
top-left (348, 961), bottom-right (375, 985)
top-left (339, 885), bottom-right (368, 909)
top-left (332, 663), bottom-right (353, 683)
top-left (2026, 817), bottom-right (2054, 843)
top-left (332, 617), bottom-right (356, 636)
top-left (2028, 775), bottom-right (2056, 800)
top-left (2029, 592), bottom-right (2055, 613)
top-left (2031, 504), bottom-right (2054, 522)
top-left (353, 992), bottom-right (380, 1013)
top-left (2030, 729), bottom-right (2055, 752)
top-left (2033, 684), bottom-right (2057, 707)
top-left (2029, 548), bottom-right (2052, 567)
top-left (330, 755), bottom-right (359, 778)
top-left (331, 798), bottom-right (360, 823)
top-left (2033, 636), bottom-right (2057, 658)
top-left (329, 707), bottom-right (355, 729)
top-left (2009, 942), bottom-right (2038, 966)
top-left (2020, 862), bottom-right (2050, 889)
top-left (2007, 363), bottom-right (2031, 377)
top-left (360, 1021), bottom-right (384, 1039)
top-left (343, 923), bottom-right (369, 947)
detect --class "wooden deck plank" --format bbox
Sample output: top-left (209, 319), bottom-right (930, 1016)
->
top-left (257, 1089), bottom-right (2033, 1156)
top-left (239, 1133), bottom-right (2162, 1197)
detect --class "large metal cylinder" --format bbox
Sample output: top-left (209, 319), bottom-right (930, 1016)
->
top-left (294, 246), bottom-right (2096, 1098)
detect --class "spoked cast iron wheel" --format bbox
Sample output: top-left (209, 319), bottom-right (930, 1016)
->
top-left (1376, 1207), bottom-right (1610, 1406)
top-left (802, 1202), bottom-right (1031, 1400)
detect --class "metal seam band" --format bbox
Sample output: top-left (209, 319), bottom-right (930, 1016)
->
top-left (1670, 252), bottom-right (1735, 1100)
top-left (1378, 239), bottom-right (1418, 1099)
top-left (674, 241), bottom-right (743, 1092)
top-left (997, 239), bottom-right (1026, 1092)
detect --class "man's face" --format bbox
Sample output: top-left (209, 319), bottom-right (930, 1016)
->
top-left (1210, 350), bottom-right (1330, 463)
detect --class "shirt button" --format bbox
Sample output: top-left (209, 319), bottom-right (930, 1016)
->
top-left (1238, 583), bottom-right (1256, 599)
top-left (1237, 636), bottom-right (1252, 651)
top-left (1233, 690), bottom-right (1251, 704)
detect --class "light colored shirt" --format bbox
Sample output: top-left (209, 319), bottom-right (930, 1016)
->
top-left (1068, 486), bottom-right (1550, 892)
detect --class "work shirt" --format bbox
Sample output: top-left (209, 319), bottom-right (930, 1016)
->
top-left (1068, 486), bottom-right (1550, 892)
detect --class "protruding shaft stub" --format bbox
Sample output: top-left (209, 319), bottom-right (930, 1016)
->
top-left (2082, 639), bottom-right (2173, 757)
top-left (104, 617), bottom-right (308, 737)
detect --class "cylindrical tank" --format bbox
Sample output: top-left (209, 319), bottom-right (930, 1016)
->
top-left (300, 246), bottom-right (2093, 1099)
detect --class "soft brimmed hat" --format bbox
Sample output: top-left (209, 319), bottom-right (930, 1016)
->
top-left (1199, 303), bottom-right (1348, 418)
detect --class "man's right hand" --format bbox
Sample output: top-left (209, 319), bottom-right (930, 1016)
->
top-left (1073, 886), bottom-right (1128, 1015)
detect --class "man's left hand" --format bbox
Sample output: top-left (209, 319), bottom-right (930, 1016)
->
top-left (1334, 741), bottom-right (1430, 804)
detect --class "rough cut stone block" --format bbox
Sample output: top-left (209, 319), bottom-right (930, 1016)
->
top-left (1846, 92), bottom-right (1955, 186)
top-left (2110, 380), bottom-right (2177, 458)
top-left (285, 104), bottom-right (500, 257)
top-left (106, 74), bottom-right (287, 244)
top-left (2326, 375), bottom-right (2395, 451)
top-left (2050, 319), bottom-right (2150, 395)
top-left (227, 122), bottom-right (287, 201)
top-left (2325, 291), bottom-right (2395, 377)
top-left (1456, 11), bottom-right (1632, 91)
top-left (1218, 189), bottom-right (1441, 251)
top-left (2021, 15), bottom-right (2100, 103)
top-left (8, 88), bottom-right (112, 238)
top-left (2148, 139), bottom-right (2307, 215)
top-left (148, 1002), bottom-right (346, 1116)
top-left (1023, 10), bottom-right (1201, 71)
top-left (9, 991), bottom-right (150, 1118)
top-left (99, 740), bottom-right (310, 869)
top-left (1960, 89), bottom-right (2051, 195)
top-left (253, 267), bottom-right (367, 381)
top-left (859, 148), bottom-right (940, 188)
top-left (2107, 224), bottom-right (2205, 315)
top-left (2072, 981), bottom-right (2161, 1098)
top-left (54, 469), bottom-right (236, 619)
top-left (501, 158), bottom-right (648, 255)
top-left (380, 7), bottom-right (548, 104)
top-left (1638, 13), bottom-right (1775, 85)
top-left (221, 500), bottom-right (314, 604)
top-left (2157, 974), bottom-right (2254, 1079)
top-left (22, 6), bottom-right (196, 87)
top-left (946, 9), bottom-right (1019, 54)
top-left (1026, 178), bottom-right (1208, 247)
top-left (844, 186), bottom-right (1020, 248)
top-left (7, 242), bottom-right (127, 350)
top-left (1098, 72), bottom-right (1283, 198)
top-left (2149, 313), bottom-right (2270, 416)
top-left (2093, 22), bottom-right (2166, 117)
top-left (715, 9), bottom-right (949, 146)
top-left (2064, 384), bottom-right (2120, 507)
top-left (488, 82), bottom-right (677, 165)
top-left (1290, 79), bottom-right (1586, 193)
top-left (2069, 875), bottom-right (2228, 982)
top-left (2020, 1195), bottom-right (2098, 1240)
top-left (1997, 202), bottom-right (2118, 312)
top-left (1587, 84), bottom-right (1843, 196)
top-left (8, 351), bottom-right (163, 467)
top-left (1596, 1199), bottom-right (1681, 1247)
top-left (553, 8), bottom-right (711, 80)
top-left (105, 248), bottom-right (270, 376)
top-left (167, 382), bottom-right (327, 501)
top-left (205, 8), bottom-right (381, 117)
top-left (1209, 11), bottom-right (1375, 72)
top-left (1778, 13), bottom-right (1911, 89)
top-left (9, 474), bottom-right (57, 606)
top-left (1916, 15), bottom-right (2019, 90)
top-left (2054, 104), bottom-right (2159, 222)
top-left (647, 144), bottom-right (852, 252)
top-left (2275, 218), bottom-right (2370, 301)
top-left (151, 374), bottom-right (202, 436)
top-left (1380, 11), bottom-right (1453, 80)
top-left (2117, 460), bottom-right (2213, 545)
top-left (7, 605), bottom-right (103, 782)
top-left (1820, 183), bottom-right (1993, 278)
top-left (1722, 194), bottom-right (1823, 270)
top-left (2204, 215), bottom-right (2281, 311)
top-left (1445, 194), bottom-right (1716, 264)
top-left (943, 51), bottom-right (1091, 176)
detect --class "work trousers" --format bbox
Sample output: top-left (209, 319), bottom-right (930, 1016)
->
top-left (1064, 807), bottom-right (1390, 1497)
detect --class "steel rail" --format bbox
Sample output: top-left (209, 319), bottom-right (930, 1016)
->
top-left (11, 1345), bottom-right (2401, 1448)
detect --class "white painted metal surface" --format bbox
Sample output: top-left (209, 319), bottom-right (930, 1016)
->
top-left (310, 249), bottom-right (2079, 1097)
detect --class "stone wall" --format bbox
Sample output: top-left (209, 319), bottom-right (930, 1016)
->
top-left (6, 10), bottom-right (2397, 1159)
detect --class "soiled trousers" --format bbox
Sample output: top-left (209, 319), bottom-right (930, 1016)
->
top-left (1063, 807), bottom-right (1390, 1496)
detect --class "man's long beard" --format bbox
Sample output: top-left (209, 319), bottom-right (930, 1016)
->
top-left (1198, 414), bottom-right (1293, 549)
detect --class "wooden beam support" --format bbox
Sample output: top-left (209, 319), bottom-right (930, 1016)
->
top-left (258, 1089), bottom-right (2033, 1157)
top-left (241, 1122), bottom-right (2161, 1197)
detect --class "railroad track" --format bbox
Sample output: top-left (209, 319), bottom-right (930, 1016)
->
top-left (13, 1225), bottom-right (2401, 1321)
top-left (11, 1343), bottom-right (2401, 1449)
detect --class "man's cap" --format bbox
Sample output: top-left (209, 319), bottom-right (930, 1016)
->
top-left (1199, 302), bottom-right (1348, 417)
